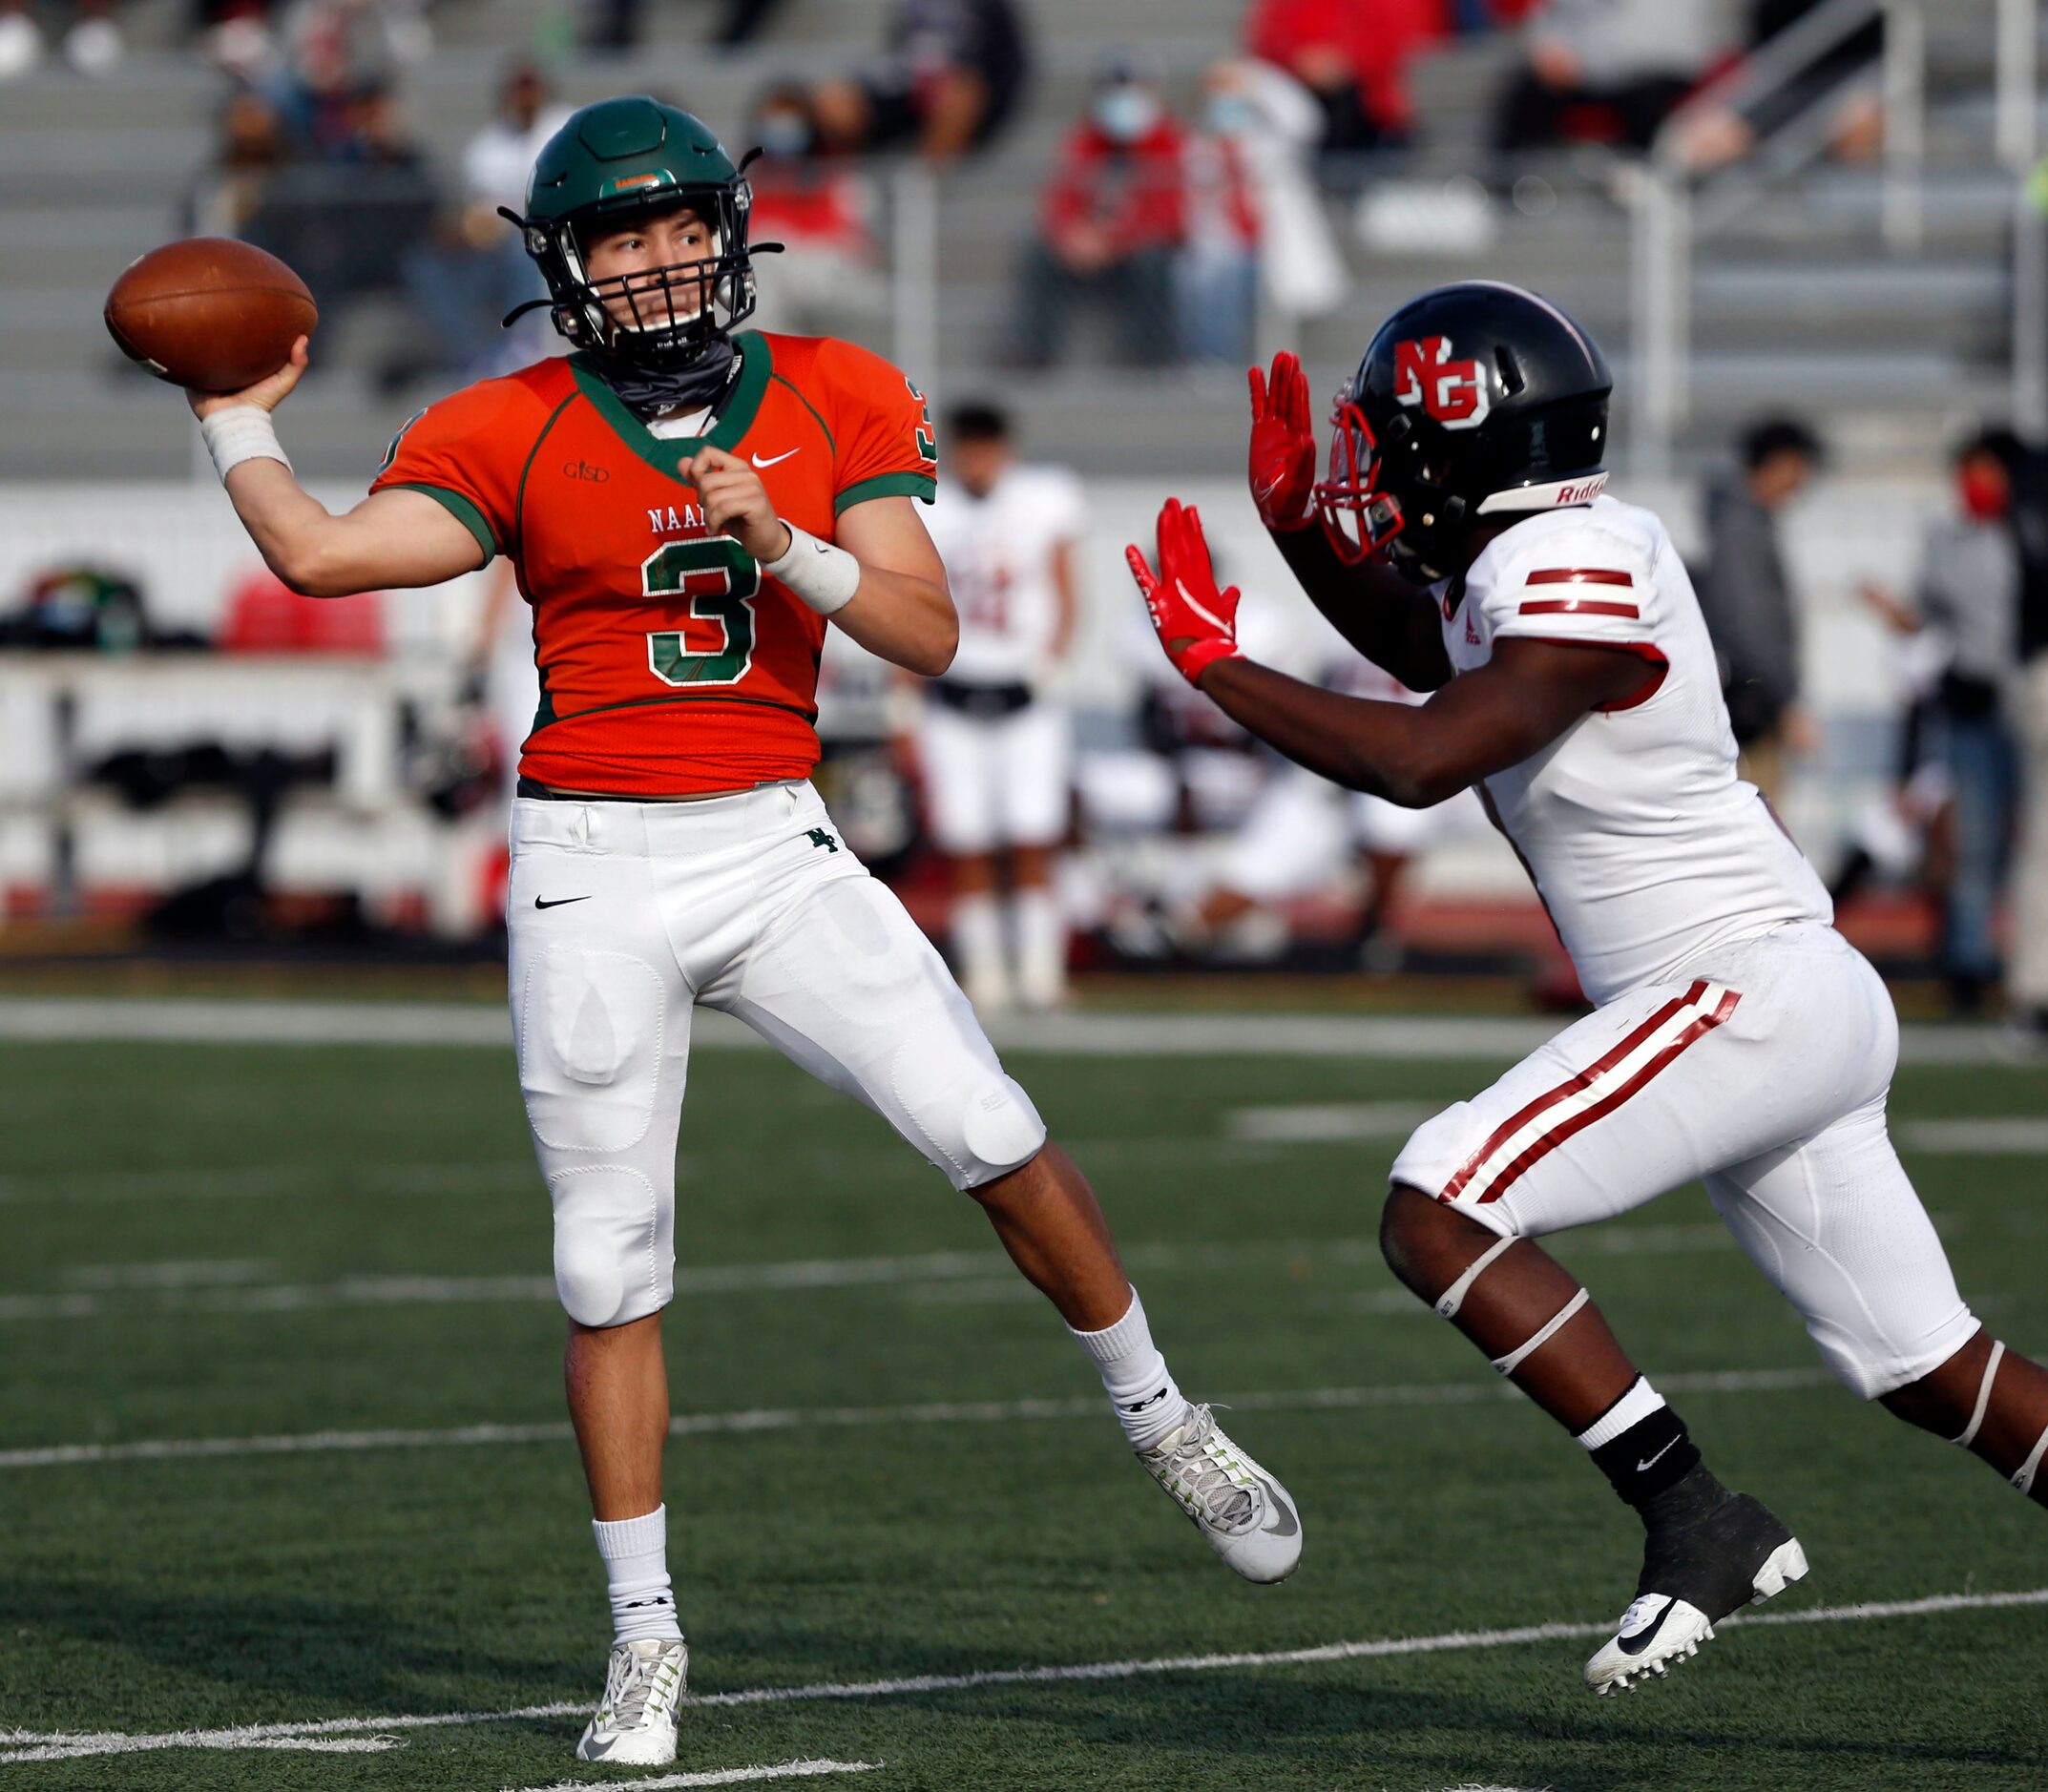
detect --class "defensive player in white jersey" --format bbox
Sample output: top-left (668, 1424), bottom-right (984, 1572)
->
top-left (919, 402), bottom-right (1084, 1010)
top-left (1128, 282), bottom-right (2048, 1695)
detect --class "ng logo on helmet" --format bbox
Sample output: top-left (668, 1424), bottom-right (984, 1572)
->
top-left (1393, 336), bottom-right (1492, 429)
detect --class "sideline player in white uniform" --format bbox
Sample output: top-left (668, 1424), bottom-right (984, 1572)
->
top-left (1128, 283), bottom-right (2048, 1695)
top-left (172, 98), bottom-right (1300, 1767)
top-left (919, 402), bottom-right (1083, 1011)
top-left (1191, 658), bottom-right (1478, 965)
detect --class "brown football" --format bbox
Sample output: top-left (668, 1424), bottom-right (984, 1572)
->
top-left (104, 238), bottom-right (318, 392)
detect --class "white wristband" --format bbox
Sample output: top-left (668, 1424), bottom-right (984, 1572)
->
top-left (764, 523), bottom-right (862, 616)
top-left (199, 405), bottom-right (291, 482)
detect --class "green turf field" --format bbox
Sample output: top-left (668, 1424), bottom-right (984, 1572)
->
top-left (0, 1027), bottom-right (2043, 1791)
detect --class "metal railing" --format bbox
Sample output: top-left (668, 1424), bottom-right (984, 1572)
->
top-left (1626, 0), bottom-right (2041, 479)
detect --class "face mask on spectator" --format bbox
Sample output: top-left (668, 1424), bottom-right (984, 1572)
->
top-left (1204, 94), bottom-right (1258, 136)
top-left (1959, 463), bottom-right (2010, 521)
top-left (1094, 86), bottom-right (1161, 142)
top-left (757, 111), bottom-right (814, 158)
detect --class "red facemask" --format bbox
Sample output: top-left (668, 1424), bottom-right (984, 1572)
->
top-left (1312, 399), bottom-right (1406, 565)
top-left (1959, 464), bottom-right (2009, 521)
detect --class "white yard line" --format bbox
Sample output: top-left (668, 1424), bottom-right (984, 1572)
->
top-left (0, 997), bottom-right (2027, 1065)
top-left (1227, 1101), bottom-right (1438, 1141)
top-left (0, 1161), bottom-right (537, 1205)
top-left (5, 1590), bottom-right (2040, 1765)
top-left (0, 1366), bottom-right (1831, 1472)
top-left (0, 1225), bottom-right (1752, 1326)
top-left (1238, 1102), bottom-right (2048, 1153)
top-left (0, 1733), bottom-right (398, 1762)
top-left (1897, 1117), bottom-right (2048, 1154)
top-left (505, 1762), bottom-right (881, 1792)
top-left (0, 1137), bottom-right (1263, 1209)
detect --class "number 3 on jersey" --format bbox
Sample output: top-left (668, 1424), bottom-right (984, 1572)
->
top-left (644, 538), bottom-right (759, 686)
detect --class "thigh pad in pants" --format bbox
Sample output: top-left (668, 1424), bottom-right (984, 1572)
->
top-left (717, 863), bottom-right (1048, 1190)
top-left (515, 938), bottom-right (678, 1329)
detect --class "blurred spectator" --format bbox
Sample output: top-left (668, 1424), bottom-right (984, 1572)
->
top-left (393, 60), bottom-right (570, 382)
top-left (1244, 0), bottom-right (1446, 170)
top-left (1493, 0), bottom-right (1717, 156)
top-left (1009, 62), bottom-right (1184, 369)
top-left (242, 84), bottom-right (440, 327)
top-left (1673, 0), bottom-right (1884, 174)
top-left (1182, 57), bottom-right (1348, 363)
top-left (701, 0), bottom-right (782, 45)
top-left (2007, 442), bottom-right (2048, 1041)
top-left (918, 403), bottom-right (1083, 1011)
top-left (743, 83), bottom-right (887, 337)
top-left (195, 0), bottom-right (278, 82)
top-left (1696, 416), bottom-right (1824, 807)
top-left (810, 0), bottom-right (1029, 167)
top-left (267, 0), bottom-right (426, 154)
top-left (589, 0), bottom-right (784, 52)
top-left (1177, 65), bottom-right (1262, 367)
top-left (1858, 430), bottom-right (2022, 1009)
top-left (188, 88), bottom-right (294, 238)
top-left (0, 0), bottom-right (120, 78)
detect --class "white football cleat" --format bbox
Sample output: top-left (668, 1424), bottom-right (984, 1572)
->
top-left (1137, 1402), bottom-right (1302, 1583)
top-left (575, 1636), bottom-right (687, 1764)
top-left (1583, 1482), bottom-right (1807, 1696)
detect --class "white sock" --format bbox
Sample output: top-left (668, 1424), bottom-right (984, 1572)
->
top-left (1573, 1376), bottom-right (1667, 1449)
top-left (1013, 885), bottom-right (1066, 1008)
top-left (593, 1505), bottom-right (682, 1644)
top-left (1069, 1286), bottom-right (1185, 1450)
top-left (952, 891), bottom-right (1010, 1008)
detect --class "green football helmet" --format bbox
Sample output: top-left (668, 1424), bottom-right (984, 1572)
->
top-left (502, 96), bottom-right (776, 364)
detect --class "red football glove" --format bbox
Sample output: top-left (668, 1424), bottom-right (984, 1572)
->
top-left (1126, 498), bottom-right (1243, 688)
top-left (1247, 349), bottom-right (1317, 532)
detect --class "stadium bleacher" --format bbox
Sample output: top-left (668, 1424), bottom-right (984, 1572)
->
top-left (0, 0), bottom-right (2033, 481)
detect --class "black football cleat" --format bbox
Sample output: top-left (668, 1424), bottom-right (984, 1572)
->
top-left (1583, 1467), bottom-right (1808, 1695)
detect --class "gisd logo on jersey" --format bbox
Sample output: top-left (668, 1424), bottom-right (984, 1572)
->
top-left (1392, 337), bottom-right (1492, 429)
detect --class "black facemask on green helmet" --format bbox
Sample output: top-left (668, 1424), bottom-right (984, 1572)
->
top-left (501, 96), bottom-right (783, 366)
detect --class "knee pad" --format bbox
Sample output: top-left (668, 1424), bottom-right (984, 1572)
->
top-left (956, 1072), bottom-right (1048, 1188)
top-left (551, 1163), bottom-right (671, 1328)
top-left (518, 948), bottom-right (666, 1155)
top-left (892, 1044), bottom-right (1045, 1191)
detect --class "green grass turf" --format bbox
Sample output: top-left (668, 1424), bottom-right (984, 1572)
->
top-left (0, 1034), bottom-right (2043, 1791)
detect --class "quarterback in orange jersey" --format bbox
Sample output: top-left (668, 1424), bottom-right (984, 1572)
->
top-left (174, 97), bottom-right (1301, 1767)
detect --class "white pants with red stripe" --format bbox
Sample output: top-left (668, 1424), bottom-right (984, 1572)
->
top-left (1390, 922), bottom-right (1976, 1399)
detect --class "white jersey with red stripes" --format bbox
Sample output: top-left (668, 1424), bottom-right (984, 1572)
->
top-left (1438, 494), bottom-right (1831, 1007)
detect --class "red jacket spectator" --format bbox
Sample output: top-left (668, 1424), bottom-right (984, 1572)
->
top-left (1245, 0), bottom-right (1447, 139)
top-left (1041, 116), bottom-right (1187, 256)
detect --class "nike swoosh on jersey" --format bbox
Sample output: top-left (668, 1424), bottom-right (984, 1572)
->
top-left (751, 448), bottom-right (801, 469)
top-left (534, 895), bottom-right (592, 910)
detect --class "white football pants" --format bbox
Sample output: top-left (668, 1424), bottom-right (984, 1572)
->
top-left (918, 698), bottom-right (1071, 855)
top-left (507, 781), bottom-right (1048, 1329)
top-left (1392, 923), bottom-right (1976, 1399)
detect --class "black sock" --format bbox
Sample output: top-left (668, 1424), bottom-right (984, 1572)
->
top-left (1588, 1403), bottom-right (1703, 1508)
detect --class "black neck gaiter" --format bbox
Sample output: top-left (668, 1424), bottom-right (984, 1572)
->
top-left (588, 332), bottom-right (740, 426)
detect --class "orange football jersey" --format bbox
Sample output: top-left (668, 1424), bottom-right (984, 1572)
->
top-left (370, 331), bottom-right (937, 794)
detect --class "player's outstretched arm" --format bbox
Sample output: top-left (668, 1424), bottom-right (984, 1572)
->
top-left (1248, 350), bottom-right (1452, 692)
top-left (680, 446), bottom-right (957, 677)
top-left (1130, 499), bottom-right (1642, 806)
top-left (187, 339), bottom-right (488, 597)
